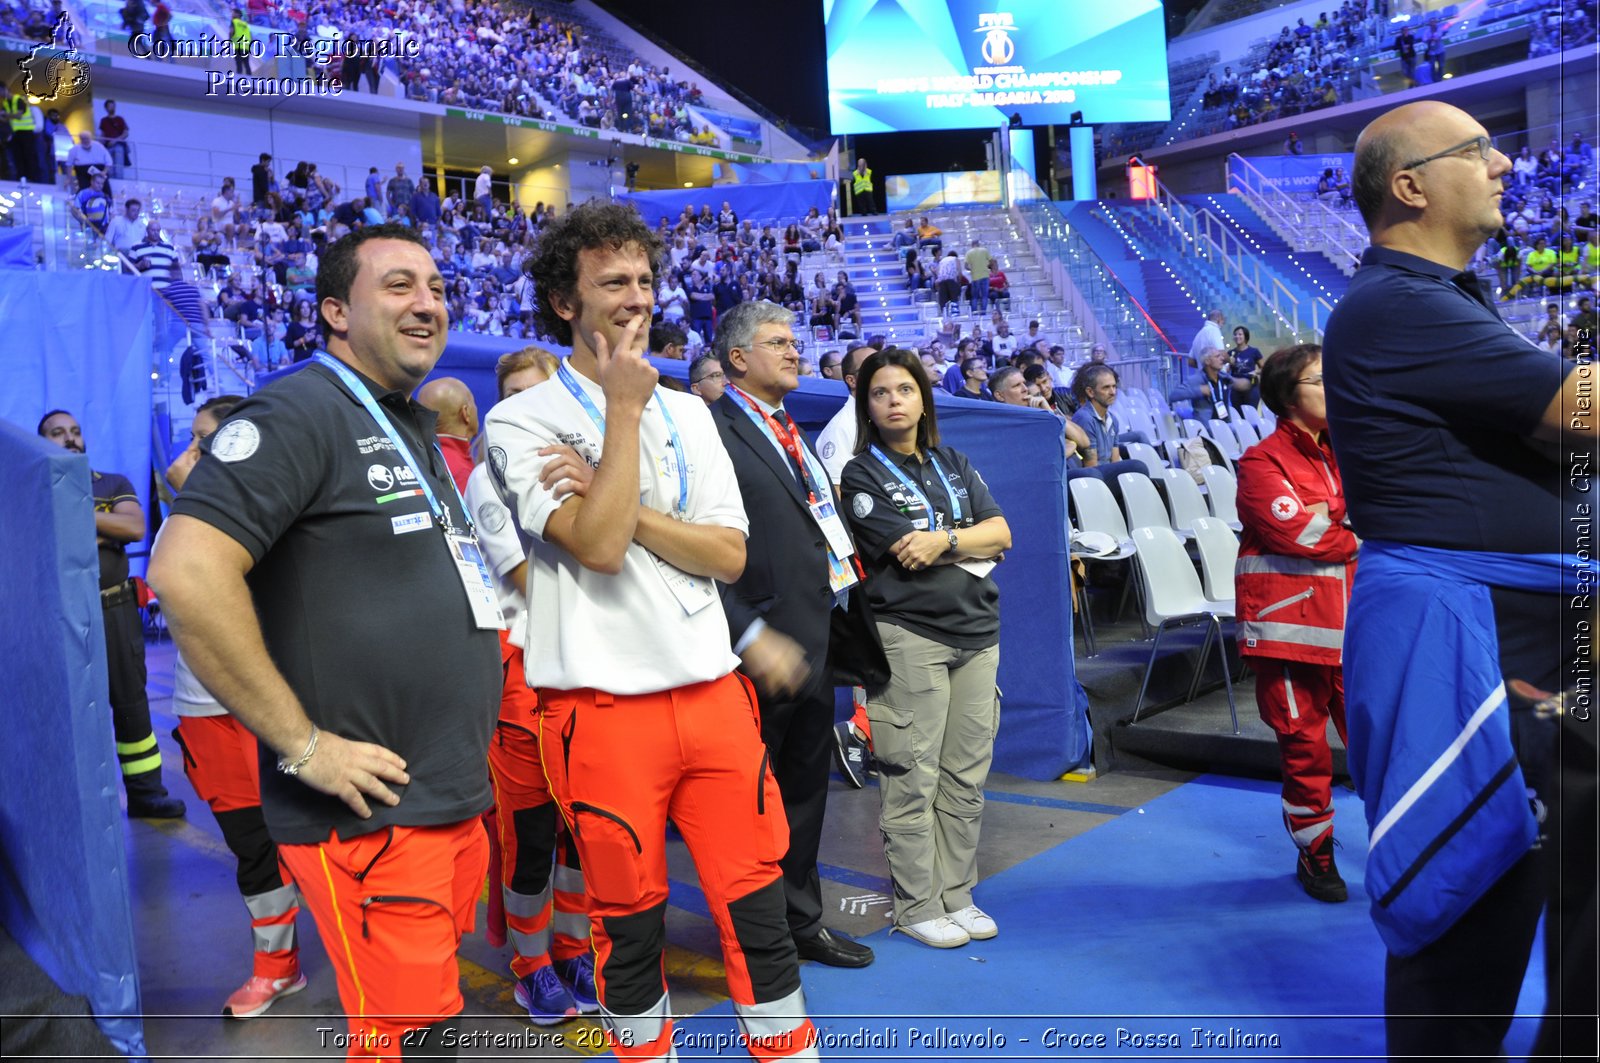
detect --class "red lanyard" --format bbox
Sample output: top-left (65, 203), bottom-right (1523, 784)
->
top-left (727, 385), bottom-right (817, 503)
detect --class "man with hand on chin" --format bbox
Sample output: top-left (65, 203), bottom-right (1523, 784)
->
top-left (483, 202), bottom-right (818, 1063)
top-left (149, 222), bottom-right (502, 1055)
top-left (711, 300), bottom-right (875, 969)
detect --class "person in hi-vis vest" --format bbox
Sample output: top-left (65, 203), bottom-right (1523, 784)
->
top-left (851, 158), bottom-right (876, 216)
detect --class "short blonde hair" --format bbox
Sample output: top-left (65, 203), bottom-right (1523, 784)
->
top-left (495, 346), bottom-right (561, 399)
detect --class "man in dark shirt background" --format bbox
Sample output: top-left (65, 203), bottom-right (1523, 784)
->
top-left (149, 223), bottom-right (500, 1052)
top-left (38, 410), bottom-right (184, 819)
top-left (1325, 99), bottom-right (1595, 1062)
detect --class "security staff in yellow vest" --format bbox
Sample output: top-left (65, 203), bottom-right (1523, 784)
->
top-left (851, 158), bottom-right (877, 216)
top-left (1, 83), bottom-right (40, 183)
top-left (229, 8), bottom-right (253, 75)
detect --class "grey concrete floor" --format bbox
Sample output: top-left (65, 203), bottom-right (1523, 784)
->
top-left (129, 638), bottom-right (1191, 1061)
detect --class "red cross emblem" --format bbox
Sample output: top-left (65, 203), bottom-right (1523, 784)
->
top-left (1271, 496), bottom-right (1299, 521)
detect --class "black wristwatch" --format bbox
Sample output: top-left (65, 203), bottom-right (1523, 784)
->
top-left (945, 529), bottom-right (959, 553)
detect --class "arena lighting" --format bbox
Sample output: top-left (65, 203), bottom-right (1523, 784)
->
top-left (508, 157), bottom-right (519, 164)
top-left (683, 181), bottom-right (693, 187)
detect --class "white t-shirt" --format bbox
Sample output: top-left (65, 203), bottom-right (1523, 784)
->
top-left (1188, 319), bottom-right (1225, 365)
top-left (464, 462), bottom-right (531, 646)
top-left (172, 652), bottom-right (227, 718)
top-left (482, 370), bottom-right (748, 693)
top-left (815, 395), bottom-right (858, 487)
top-left (990, 334), bottom-right (1017, 360)
top-left (1046, 360), bottom-right (1074, 390)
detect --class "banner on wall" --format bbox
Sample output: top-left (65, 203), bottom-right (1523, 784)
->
top-left (885, 170), bottom-right (1002, 212)
top-left (1228, 153), bottom-right (1354, 193)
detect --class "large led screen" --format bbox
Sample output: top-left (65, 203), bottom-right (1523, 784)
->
top-left (824, 0), bottom-right (1171, 134)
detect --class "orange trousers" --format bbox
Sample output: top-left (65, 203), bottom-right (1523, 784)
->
top-left (489, 637), bottom-right (589, 978)
top-left (537, 673), bottom-right (816, 1062)
top-left (173, 714), bottom-right (300, 980)
top-left (279, 819), bottom-right (487, 1061)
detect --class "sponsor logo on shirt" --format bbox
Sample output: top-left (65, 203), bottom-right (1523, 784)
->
top-left (391, 511), bottom-right (432, 535)
top-left (477, 500), bottom-right (509, 535)
top-left (368, 464), bottom-right (395, 491)
top-left (357, 435), bottom-right (399, 455)
top-left (851, 493), bottom-right (873, 519)
top-left (211, 419), bottom-right (261, 463)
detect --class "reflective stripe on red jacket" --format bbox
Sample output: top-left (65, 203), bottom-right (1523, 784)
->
top-left (1234, 418), bottom-right (1359, 664)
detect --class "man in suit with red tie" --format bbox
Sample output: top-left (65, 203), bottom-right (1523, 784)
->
top-left (710, 300), bottom-right (875, 969)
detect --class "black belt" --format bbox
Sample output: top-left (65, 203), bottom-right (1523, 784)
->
top-left (100, 579), bottom-right (135, 609)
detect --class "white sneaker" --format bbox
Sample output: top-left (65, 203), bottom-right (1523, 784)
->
top-left (896, 916), bottom-right (970, 949)
top-left (947, 904), bottom-right (998, 940)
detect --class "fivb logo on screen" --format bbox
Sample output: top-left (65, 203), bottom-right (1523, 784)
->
top-left (975, 12), bottom-right (1017, 66)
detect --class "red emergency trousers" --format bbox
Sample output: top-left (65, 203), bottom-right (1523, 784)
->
top-left (488, 630), bottom-right (589, 978)
top-left (1235, 419), bottom-right (1359, 851)
top-left (173, 714), bottom-right (300, 979)
top-left (537, 673), bottom-right (818, 1063)
top-left (279, 820), bottom-right (487, 1061)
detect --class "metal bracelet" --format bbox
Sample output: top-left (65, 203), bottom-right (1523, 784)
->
top-left (277, 725), bottom-right (319, 776)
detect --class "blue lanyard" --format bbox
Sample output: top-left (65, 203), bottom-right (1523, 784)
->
top-left (556, 360), bottom-right (688, 517)
top-left (870, 445), bottom-right (962, 525)
top-left (313, 353), bottom-right (471, 535)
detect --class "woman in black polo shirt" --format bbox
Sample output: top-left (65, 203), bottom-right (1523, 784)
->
top-left (840, 347), bottom-right (1012, 950)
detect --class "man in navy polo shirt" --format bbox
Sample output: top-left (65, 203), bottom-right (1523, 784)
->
top-left (1325, 100), bottom-right (1595, 1062)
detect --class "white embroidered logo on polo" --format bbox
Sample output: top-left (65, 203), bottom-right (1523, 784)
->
top-left (211, 419), bottom-right (260, 463)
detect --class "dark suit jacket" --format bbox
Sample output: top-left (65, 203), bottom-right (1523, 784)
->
top-left (711, 393), bottom-right (835, 670)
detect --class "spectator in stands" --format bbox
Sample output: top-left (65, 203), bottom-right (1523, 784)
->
top-left (951, 355), bottom-right (989, 400)
top-left (228, 8), bottom-right (252, 75)
top-left (251, 311), bottom-right (290, 371)
top-left (658, 269), bottom-right (689, 323)
top-left (904, 251), bottom-right (929, 293)
top-left (103, 197), bottom-right (146, 257)
top-left (833, 272), bottom-right (860, 337)
top-left (890, 217), bottom-right (917, 260)
top-left (993, 364), bottom-right (1090, 462)
top-left (1069, 365), bottom-right (1145, 479)
top-left (1506, 236), bottom-right (1557, 300)
top-left (988, 319), bottom-right (1018, 363)
top-left (285, 298), bottom-right (319, 362)
top-left (1177, 348), bottom-right (1238, 424)
top-left (688, 352), bottom-right (726, 404)
top-left (98, 99), bottom-right (130, 173)
top-left (649, 322), bottom-right (689, 362)
top-left (473, 166), bottom-right (493, 216)
top-left (130, 219), bottom-right (181, 288)
top-left (1024, 364), bottom-right (1072, 419)
top-left (917, 216), bottom-right (943, 258)
top-left (935, 251), bottom-right (964, 317)
top-left (121, 0), bottom-right (147, 34)
top-left (1229, 326), bottom-right (1264, 408)
top-left (385, 163), bottom-right (414, 218)
top-left (987, 258), bottom-right (1010, 312)
top-left (1285, 131), bottom-right (1305, 155)
top-left (1042, 344), bottom-right (1073, 391)
top-left (1512, 146), bottom-right (1538, 189)
top-left (75, 169), bottom-right (111, 235)
top-left (67, 131), bottom-right (113, 192)
top-left (964, 238), bottom-right (991, 315)
top-left (1188, 308), bottom-right (1227, 367)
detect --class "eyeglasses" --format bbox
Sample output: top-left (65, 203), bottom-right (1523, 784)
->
top-left (692, 369), bottom-right (725, 385)
top-left (751, 336), bottom-right (805, 355)
top-left (1400, 135), bottom-right (1497, 171)
top-left (1297, 374), bottom-right (1324, 387)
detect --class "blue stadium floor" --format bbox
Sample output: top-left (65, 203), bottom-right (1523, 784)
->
top-left (126, 640), bottom-right (1545, 1061)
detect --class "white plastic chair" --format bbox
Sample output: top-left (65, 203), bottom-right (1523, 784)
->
top-left (1201, 465), bottom-right (1243, 530)
top-left (1125, 441), bottom-right (1166, 480)
top-left (1068, 477), bottom-right (1145, 637)
top-left (1159, 468), bottom-right (1212, 536)
top-left (1231, 418), bottom-right (1261, 450)
top-left (1207, 421), bottom-right (1243, 461)
top-left (1128, 526), bottom-right (1240, 734)
top-left (1191, 516), bottom-right (1240, 605)
top-left (1182, 417), bottom-right (1206, 440)
top-left (1117, 471), bottom-right (1178, 537)
top-left (1239, 404), bottom-right (1263, 429)
top-left (1261, 408), bottom-right (1278, 432)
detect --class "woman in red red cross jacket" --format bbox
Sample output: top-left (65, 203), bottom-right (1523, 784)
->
top-left (1235, 343), bottom-right (1360, 904)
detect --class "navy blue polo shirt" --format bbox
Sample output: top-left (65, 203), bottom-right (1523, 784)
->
top-left (1323, 245), bottom-right (1579, 556)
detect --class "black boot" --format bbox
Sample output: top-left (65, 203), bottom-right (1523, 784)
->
top-left (1296, 834), bottom-right (1347, 903)
top-left (125, 769), bottom-right (185, 819)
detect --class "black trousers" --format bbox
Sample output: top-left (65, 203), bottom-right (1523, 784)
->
top-left (103, 593), bottom-right (163, 795)
top-left (756, 666), bottom-right (835, 939)
top-left (853, 189), bottom-right (877, 216)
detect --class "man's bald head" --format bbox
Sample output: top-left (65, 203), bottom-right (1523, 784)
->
top-left (416, 376), bottom-right (478, 437)
top-left (1353, 101), bottom-right (1487, 230)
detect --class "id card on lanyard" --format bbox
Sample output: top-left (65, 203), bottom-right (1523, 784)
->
top-left (726, 386), bottom-right (857, 594)
top-left (556, 360), bottom-right (716, 614)
top-left (313, 354), bottom-right (504, 630)
top-left (1208, 375), bottom-right (1229, 421)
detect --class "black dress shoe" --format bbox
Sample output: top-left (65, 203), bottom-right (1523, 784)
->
top-left (793, 927), bottom-right (874, 968)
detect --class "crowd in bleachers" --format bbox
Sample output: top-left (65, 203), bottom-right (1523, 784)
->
top-left (0, 0), bottom-right (58, 40)
top-left (104, 0), bottom-right (718, 146)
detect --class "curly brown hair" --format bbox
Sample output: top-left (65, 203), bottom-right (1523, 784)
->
top-left (528, 201), bottom-right (664, 346)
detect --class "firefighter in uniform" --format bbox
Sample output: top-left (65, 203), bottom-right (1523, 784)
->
top-left (1233, 344), bottom-right (1359, 902)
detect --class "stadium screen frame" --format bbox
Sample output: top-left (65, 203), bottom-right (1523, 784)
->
top-left (824, 0), bottom-right (1172, 134)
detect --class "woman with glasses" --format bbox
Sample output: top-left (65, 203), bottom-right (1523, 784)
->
top-left (840, 348), bottom-right (1012, 949)
top-left (1234, 343), bottom-right (1359, 904)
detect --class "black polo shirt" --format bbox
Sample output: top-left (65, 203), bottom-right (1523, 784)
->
top-left (840, 444), bottom-right (1004, 650)
top-left (172, 360), bottom-right (500, 844)
top-left (91, 470), bottom-right (138, 590)
top-left (1323, 245), bottom-right (1580, 555)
